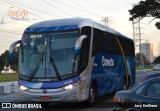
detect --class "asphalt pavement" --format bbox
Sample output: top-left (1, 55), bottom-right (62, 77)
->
top-left (0, 92), bottom-right (19, 102)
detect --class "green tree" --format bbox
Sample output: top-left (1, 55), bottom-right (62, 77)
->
top-left (0, 56), bottom-right (4, 71)
top-left (135, 53), bottom-right (147, 65)
top-left (153, 56), bottom-right (160, 64)
top-left (0, 47), bottom-right (19, 72)
top-left (0, 50), bottom-right (9, 72)
top-left (129, 0), bottom-right (160, 29)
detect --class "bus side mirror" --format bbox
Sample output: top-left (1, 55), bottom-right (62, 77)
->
top-left (9, 40), bottom-right (21, 60)
top-left (75, 35), bottom-right (87, 55)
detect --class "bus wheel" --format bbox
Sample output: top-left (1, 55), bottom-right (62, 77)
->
top-left (88, 84), bottom-right (96, 103)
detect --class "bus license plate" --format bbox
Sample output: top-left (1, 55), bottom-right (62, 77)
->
top-left (40, 96), bottom-right (51, 100)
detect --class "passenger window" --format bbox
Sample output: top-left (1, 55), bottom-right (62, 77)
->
top-left (146, 82), bottom-right (160, 98)
top-left (105, 33), bottom-right (121, 55)
top-left (92, 29), bottom-right (121, 56)
top-left (92, 28), bottom-right (104, 56)
top-left (118, 38), bottom-right (135, 56)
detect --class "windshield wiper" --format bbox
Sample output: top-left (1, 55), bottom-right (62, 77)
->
top-left (49, 57), bottom-right (61, 80)
top-left (28, 52), bottom-right (44, 81)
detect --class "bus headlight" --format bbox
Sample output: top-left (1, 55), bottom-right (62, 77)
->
top-left (64, 84), bottom-right (73, 90)
top-left (64, 81), bottom-right (80, 90)
top-left (20, 85), bottom-right (29, 91)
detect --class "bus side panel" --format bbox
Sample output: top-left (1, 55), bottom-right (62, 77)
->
top-left (91, 53), bottom-right (126, 96)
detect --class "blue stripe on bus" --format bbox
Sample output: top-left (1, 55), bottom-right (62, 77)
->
top-left (25, 25), bottom-right (78, 33)
top-left (19, 76), bottom-right (80, 89)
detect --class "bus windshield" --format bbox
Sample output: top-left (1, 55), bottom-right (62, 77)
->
top-left (19, 31), bottom-right (78, 81)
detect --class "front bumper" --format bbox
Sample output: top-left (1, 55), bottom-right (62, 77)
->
top-left (19, 86), bottom-right (81, 102)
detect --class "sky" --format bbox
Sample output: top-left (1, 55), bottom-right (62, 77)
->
top-left (0, 0), bottom-right (160, 56)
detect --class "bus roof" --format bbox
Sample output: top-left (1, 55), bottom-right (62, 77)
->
top-left (24, 18), bottom-right (132, 41)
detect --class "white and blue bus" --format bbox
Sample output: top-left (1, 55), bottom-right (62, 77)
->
top-left (9, 18), bottom-right (135, 103)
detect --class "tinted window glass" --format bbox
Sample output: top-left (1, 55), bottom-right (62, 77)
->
top-left (92, 28), bottom-right (104, 56)
top-left (118, 37), bottom-right (135, 56)
top-left (92, 28), bottom-right (134, 56)
top-left (92, 29), bottom-right (121, 56)
top-left (147, 82), bottom-right (160, 98)
top-left (79, 26), bottom-right (91, 73)
top-left (105, 33), bottom-right (121, 55)
top-left (135, 84), bottom-right (146, 96)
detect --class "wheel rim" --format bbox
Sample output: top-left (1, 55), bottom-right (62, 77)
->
top-left (90, 87), bottom-right (95, 102)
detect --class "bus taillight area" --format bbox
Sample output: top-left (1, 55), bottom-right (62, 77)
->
top-left (18, 83), bottom-right (82, 102)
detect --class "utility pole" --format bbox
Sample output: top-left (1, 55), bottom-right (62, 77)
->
top-left (101, 17), bottom-right (112, 27)
top-left (132, 4), bottom-right (144, 71)
top-left (132, 17), bottom-right (144, 71)
top-left (138, 18), bottom-right (144, 71)
top-left (0, 17), bottom-right (5, 24)
top-left (132, 4), bottom-right (138, 54)
top-left (132, 20), bottom-right (136, 51)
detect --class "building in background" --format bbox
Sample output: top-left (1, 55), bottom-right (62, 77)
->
top-left (139, 43), bottom-right (153, 63)
top-left (157, 42), bottom-right (160, 56)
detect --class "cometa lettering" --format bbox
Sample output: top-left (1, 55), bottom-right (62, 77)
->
top-left (102, 56), bottom-right (114, 67)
